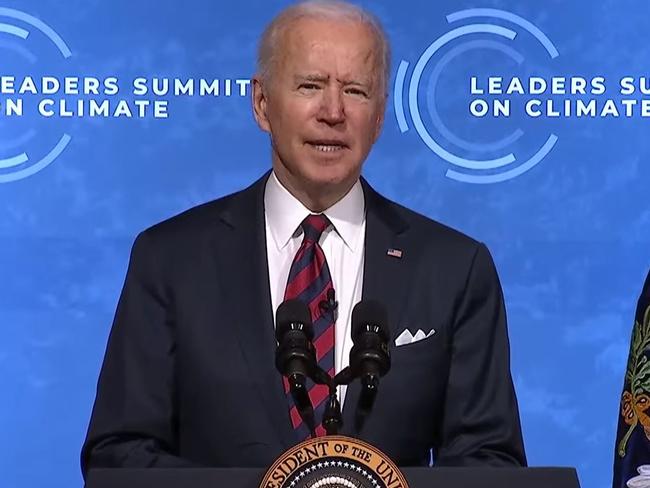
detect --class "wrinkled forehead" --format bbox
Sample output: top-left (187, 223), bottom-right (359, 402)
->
top-left (277, 17), bottom-right (381, 83)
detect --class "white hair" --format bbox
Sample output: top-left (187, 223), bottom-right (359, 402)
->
top-left (256, 0), bottom-right (391, 95)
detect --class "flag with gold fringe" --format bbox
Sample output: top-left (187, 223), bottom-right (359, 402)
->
top-left (614, 270), bottom-right (650, 488)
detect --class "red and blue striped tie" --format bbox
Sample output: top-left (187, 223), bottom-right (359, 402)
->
top-left (283, 214), bottom-right (335, 439)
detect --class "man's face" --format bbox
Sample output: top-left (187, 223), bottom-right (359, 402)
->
top-left (253, 17), bottom-right (385, 204)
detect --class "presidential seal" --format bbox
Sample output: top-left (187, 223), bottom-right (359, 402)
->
top-left (260, 436), bottom-right (409, 488)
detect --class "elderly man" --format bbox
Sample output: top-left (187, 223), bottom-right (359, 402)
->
top-left (81, 0), bottom-right (526, 477)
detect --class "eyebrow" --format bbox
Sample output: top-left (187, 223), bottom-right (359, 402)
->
top-left (294, 74), bottom-right (329, 84)
top-left (294, 74), bottom-right (372, 88)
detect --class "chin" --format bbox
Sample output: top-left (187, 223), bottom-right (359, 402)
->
top-left (305, 167), bottom-right (355, 189)
top-left (311, 158), bottom-right (360, 180)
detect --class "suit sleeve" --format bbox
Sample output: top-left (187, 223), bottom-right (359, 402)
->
top-left (436, 243), bottom-right (527, 466)
top-left (81, 231), bottom-right (198, 478)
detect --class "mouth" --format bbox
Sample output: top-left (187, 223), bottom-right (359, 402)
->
top-left (305, 140), bottom-right (349, 153)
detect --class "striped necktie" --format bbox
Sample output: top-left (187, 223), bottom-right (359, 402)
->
top-left (283, 214), bottom-right (335, 439)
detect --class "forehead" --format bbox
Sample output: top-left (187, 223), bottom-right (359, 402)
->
top-left (277, 17), bottom-right (379, 80)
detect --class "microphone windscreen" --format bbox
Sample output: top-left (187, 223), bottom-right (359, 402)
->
top-left (276, 299), bottom-right (313, 341)
top-left (351, 300), bottom-right (389, 341)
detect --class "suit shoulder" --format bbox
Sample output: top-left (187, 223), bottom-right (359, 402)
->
top-left (135, 187), bottom-right (247, 249)
top-left (383, 197), bottom-right (482, 254)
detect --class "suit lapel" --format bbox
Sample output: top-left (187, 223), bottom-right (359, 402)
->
top-left (342, 179), bottom-right (413, 436)
top-left (212, 172), bottom-right (296, 449)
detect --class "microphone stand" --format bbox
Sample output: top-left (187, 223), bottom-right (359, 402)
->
top-left (311, 365), bottom-right (382, 435)
top-left (310, 367), bottom-right (344, 436)
top-left (312, 366), bottom-right (356, 436)
top-left (328, 365), bottom-right (383, 435)
top-left (288, 375), bottom-right (316, 438)
top-left (322, 384), bottom-right (343, 435)
top-left (355, 373), bottom-right (378, 432)
top-left (314, 289), bottom-right (346, 436)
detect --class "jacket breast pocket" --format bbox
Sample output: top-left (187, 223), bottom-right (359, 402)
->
top-left (368, 327), bottom-right (449, 449)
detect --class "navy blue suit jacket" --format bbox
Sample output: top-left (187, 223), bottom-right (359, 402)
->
top-left (81, 173), bottom-right (526, 477)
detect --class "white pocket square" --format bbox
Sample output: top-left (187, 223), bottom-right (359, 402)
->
top-left (394, 328), bottom-right (436, 347)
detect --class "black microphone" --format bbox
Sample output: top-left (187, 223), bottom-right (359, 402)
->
top-left (349, 300), bottom-right (391, 431)
top-left (275, 299), bottom-right (317, 436)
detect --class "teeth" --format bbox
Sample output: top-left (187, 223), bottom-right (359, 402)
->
top-left (310, 144), bottom-right (344, 152)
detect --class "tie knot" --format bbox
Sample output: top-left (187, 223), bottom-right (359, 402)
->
top-left (301, 214), bottom-right (330, 243)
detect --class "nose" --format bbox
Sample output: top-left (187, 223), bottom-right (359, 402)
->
top-left (318, 87), bottom-right (345, 126)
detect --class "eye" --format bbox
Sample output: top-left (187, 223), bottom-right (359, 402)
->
top-left (345, 87), bottom-right (369, 98)
top-left (299, 83), bottom-right (320, 91)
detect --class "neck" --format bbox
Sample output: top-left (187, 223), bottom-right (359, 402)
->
top-left (273, 167), bottom-right (357, 213)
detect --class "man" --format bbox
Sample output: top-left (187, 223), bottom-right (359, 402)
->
top-left (81, 0), bottom-right (526, 477)
top-left (613, 269), bottom-right (650, 487)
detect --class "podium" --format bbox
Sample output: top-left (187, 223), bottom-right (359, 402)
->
top-left (86, 467), bottom-right (581, 488)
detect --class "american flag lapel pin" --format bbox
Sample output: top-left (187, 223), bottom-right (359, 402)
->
top-left (386, 248), bottom-right (403, 259)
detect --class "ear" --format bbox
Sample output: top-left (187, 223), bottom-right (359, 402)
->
top-left (252, 76), bottom-right (271, 133)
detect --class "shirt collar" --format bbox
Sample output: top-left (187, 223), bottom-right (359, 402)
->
top-left (264, 171), bottom-right (365, 252)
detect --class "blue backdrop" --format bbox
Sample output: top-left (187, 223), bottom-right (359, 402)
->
top-left (1, 1), bottom-right (648, 487)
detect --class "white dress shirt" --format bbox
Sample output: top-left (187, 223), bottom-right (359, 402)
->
top-left (264, 171), bottom-right (365, 405)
